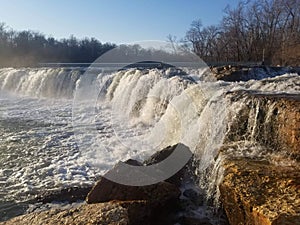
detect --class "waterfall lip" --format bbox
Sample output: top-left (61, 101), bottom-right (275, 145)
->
top-left (72, 40), bottom-right (212, 186)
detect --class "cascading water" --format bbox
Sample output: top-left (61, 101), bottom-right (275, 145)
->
top-left (0, 66), bottom-right (299, 223)
top-left (0, 68), bottom-right (83, 98)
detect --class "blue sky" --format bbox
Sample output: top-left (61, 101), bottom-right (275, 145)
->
top-left (0, 0), bottom-right (241, 44)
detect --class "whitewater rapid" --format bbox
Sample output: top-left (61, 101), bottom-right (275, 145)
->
top-left (0, 67), bottom-right (299, 221)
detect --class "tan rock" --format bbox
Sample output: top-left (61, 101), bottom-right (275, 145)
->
top-left (0, 201), bottom-right (130, 225)
top-left (226, 92), bottom-right (300, 158)
top-left (218, 91), bottom-right (300, 225)
top-left (219, 157), bottom-right (300, 225)
top-left (0, 200), bottom-right (160, 225)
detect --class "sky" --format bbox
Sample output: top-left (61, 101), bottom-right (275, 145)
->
top-left (0, 0), bottom-right (241, 44)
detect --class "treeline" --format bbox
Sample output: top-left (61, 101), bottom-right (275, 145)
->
top-left (1, 0), bottom-right (299, 67)
top-left (184, 0), bottom-right (300, 66)
top-left (0, 23), bottom-right (116, 67)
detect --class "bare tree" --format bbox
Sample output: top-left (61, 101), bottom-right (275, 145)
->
top-left (184, 0), bottom-right (300, 66)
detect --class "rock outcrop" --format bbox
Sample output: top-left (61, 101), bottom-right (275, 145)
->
top-left (226, 91), bottom-right (300, 158)
top-left (219, 91), bottom-right (300, 225)
top-left (220, 157), bottom-right (300, 225)
top-left (211, 65), bottom-right (297, 81)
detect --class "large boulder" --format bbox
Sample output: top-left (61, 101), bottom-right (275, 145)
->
top-left (143, 143), bottom-right (193, 187)
top-left (85, 144), bottom-right (188, 224)
top-left (86, 144), bottom-right (189, 205)
top-left (86, 178), bottom-right (180, 206)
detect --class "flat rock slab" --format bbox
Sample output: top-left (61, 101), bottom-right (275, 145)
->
top-left (0, 201), bottom-right (131, 225)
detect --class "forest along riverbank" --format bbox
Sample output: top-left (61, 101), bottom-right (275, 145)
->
top-left (0, 66), bottom-right (299, 224)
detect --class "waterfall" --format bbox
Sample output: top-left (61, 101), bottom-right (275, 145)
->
top-left (0, 66), bottom-right (298, 204)
top-left (0, 68), bottom-right (83, 98)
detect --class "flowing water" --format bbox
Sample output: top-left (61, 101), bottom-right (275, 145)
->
top-left (0, 67), bottom-right (299, 222)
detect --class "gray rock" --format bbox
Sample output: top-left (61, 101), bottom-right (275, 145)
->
top-left (86, 177), bottom-right (180, 206)
top-left (35, 185), bottom-right (92, 204)
top-left (143, 143), bottom-right (192, 187)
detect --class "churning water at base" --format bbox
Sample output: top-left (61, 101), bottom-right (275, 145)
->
top-left (0, 67), bottom-right (299, 222)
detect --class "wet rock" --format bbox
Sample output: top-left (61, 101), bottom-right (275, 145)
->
top-left (143, 143), bottom-right (192, 187)
top-left (218, 91), bottom-right (300, 224)
top-left (211, 65), bottom-right (249, 81)
top-left (211, 65), bottom-right (295, 81)
top-left (1, 200), bottom-right (162, 225)
top-left (226, 91), bottom-right (300, 159)
top-left (183, 188), bottom-right (204, 206)
top-left (35, 185), bottom-right (93, 204)
top-left (178, 216), bottom-right (213, 225)
top-left (84, 145), bottom-right (191, 224)
top-left (219, 157), bottom-right (300, 225)
top-left (86, 177), bottom-right (180, 207)
top-left (1, 199), bottom-right (181, 225)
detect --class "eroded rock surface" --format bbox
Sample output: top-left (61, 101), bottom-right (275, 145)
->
top-left (226, 91), bottom-right (300, 159)
top-left (219, 92), bottom-right (300, 225)
top-left (220, 157), bottom-right (300, 225)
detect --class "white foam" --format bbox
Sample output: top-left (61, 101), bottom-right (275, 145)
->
top-left (0, 67), bottom-right (299, 217)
